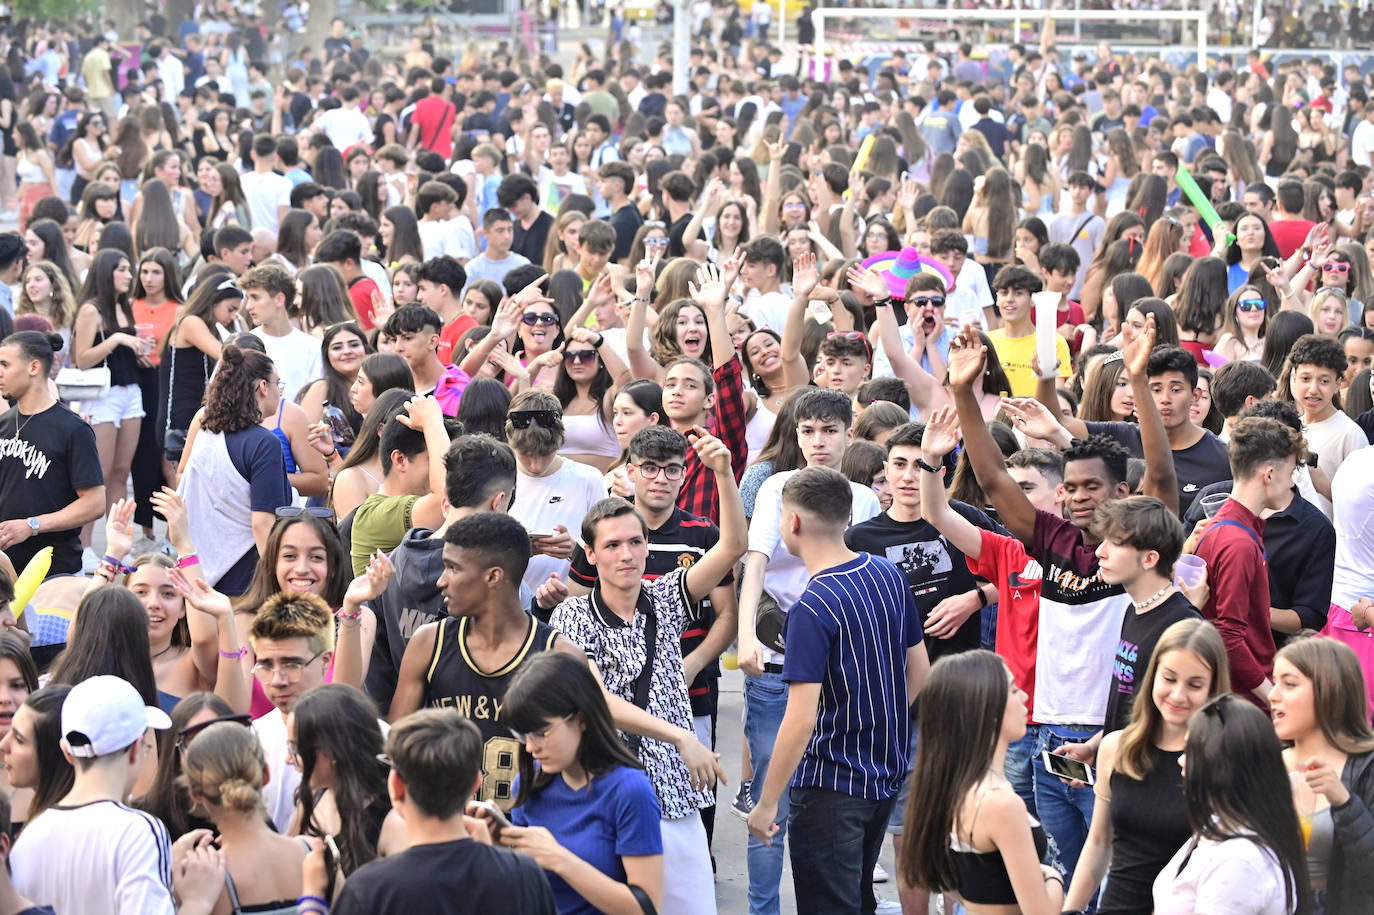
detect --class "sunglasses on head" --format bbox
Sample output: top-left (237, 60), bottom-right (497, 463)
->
top-left (276, 506), bottom-right (336, 520)
top-left (1323, 262), bottom-right (1351, 273)
top-left (827, 331), bottom-right (866, 341)
top-left (521, 312), bottom-right (560, 326)
top-left (1237, 298), bottom-right (1266, 312)
top-left (508, 409), bottom-right (561, 429)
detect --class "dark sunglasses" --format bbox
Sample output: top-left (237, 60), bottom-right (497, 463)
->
top-left (508, 409), bottom-right (561, 429)
top-left (521, 312), bottom-right (560, 326)
top-left (175, 713), bottom-right (252, 752)
top-left (1237, 298), bottom-right (1266, 312)
top-left (906, 295), bottom-right (946, 309)
top-left (276, 506), bottom-right (336, 520)
top-left (1323, 262), bottom-right (1350, 273)
top-left (564, 349), bottom-right (599, 364)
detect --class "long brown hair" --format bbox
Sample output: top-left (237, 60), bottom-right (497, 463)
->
top-left (233, 514), bottom-right (351, 614)
top-left (1275, 638), bottom-right (1374, 756)
top-left (202, 345), bottom-right (273, 434)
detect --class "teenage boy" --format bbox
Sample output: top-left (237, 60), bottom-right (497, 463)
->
top-left (1036, 243), bottom-right (1087, 335)
top-left (498, 173), bottom-right (554, 264)
top-left (746, 467), bottom-right (929, 915)
top-left (574, 219), bottom-right (616, 291)
top-left (1267, 179), bottom-right (1316, 258)
top-left (315, 85), bottom-right (372, 148)
top-left (415, 256), bottom-right (476, 364)
top-left (929, 230), bottom-right (995, 330)
top-left (330, 710), bottom-right (555, 913)
top-left (213, 226), bottom-right (254, 276)
top-left (736, 389), bottom-right (881, 915)
top-left (10, 675), bottom-right (225, 915)
top-left (1048, 172), bottom-right (1106, 298)
top-left (738, 235), bottom-right (790, 334)
top-left (661, 171), bottom-right (697, 257)
top-left (239, 134), bottom-right (291, 234)
top-left (461, 209), bottom-right (530, 293)
top-left (350, 396), bottom-right (456, 574)
top-left (415, 181), bottom-right (463, 262)
top-left (366, 434), bottom-right (521, 714)
top-left (551, 430), bottom-right (744, 915)
top-left (867, 271), bottom-right (955, 380)
top-left (1286, 334), bottom-right (1367, 517)
top-left (315, 230), bottom-right (380, 329)
top-left (382, 305), bottom-right (470, 414)
top-left (1042, 344), bottom-right (1229, 518)
top-left (242, 263), bottom-right (321, 401)
top-left (0, 332), bottom-right (104, 576)
top-left (1090, 496), bottom-right (1201, 733)
top-left (599, 161), bottom-right (642, 261)
top-left (1193, 416), bottom-right (1307, 706)
top-left (950, 320), bottom-right (1176, 886)
top-left (987, 265), bottom-right (1071, 396)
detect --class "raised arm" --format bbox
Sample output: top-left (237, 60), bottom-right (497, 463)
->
top-left (332, 551), bottom-right (395, 690)
top-left (688, 261), bottom-right (737, 370)
top-left (684, 430), bottom-right (747, 601)
top-left (850, 263), bottom-right (945, 413)
top-left (458, 296), bottom-right (522, 378)
top-left (780, 253), bottom-right (819, 382)
top-left (917, 407), bottom-right (987, 561)
top-left (761, 137), bottom-right (785, 236)
top-left (397, 395), bottom-right (453, 531)
top-left (1127, 315), bottom-right (1178, 514)
top-left (626, 253), bottom-right (664, 381)
top-left (682, 178), bottom-right (725, 259)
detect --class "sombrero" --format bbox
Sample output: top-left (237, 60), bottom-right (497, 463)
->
top-left (861, 247), bottom-right (954, 300)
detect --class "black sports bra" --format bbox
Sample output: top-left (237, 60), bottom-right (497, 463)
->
top-left (950, 786), bottom-right (1052, 906)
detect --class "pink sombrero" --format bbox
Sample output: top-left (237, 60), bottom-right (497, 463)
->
top-left (861, 247), bottom-right (954, 300)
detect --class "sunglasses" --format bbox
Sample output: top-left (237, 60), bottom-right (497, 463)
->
top-left (175, 713), bottom-right (252, 753)
top-left (907, 295), bottom-right (946, 309)
top-left (827, 331), bottom-right (866, 341)
top-left (508, 409), bottom-right (561, 429)
top-left (276, 506), bottom-right (336, 520)
top-left (1323, 262), bottom-right (1351, 274)
top-left (564, 349), bottom-right (599, 365)
top-left (521, 312), bottom-right (560, 326)
top-left (646, 237), bottom-right (670, 248)
top-left (1237, 299), bottom-right (1266, 312)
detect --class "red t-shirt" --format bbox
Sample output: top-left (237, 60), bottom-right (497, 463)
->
top-left (967, 528), bottom-right (1043, 722)
top-left (412, 95), bottom-right (456, 159)
top-left (1268, 219), bottom-right (1317, 260)
top-left (348, 276), bottom-right (381, 330)
top-left (437, 314), bottom-right (478, 365)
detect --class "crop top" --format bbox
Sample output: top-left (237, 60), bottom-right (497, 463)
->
top-left (950, 787), bottom-right (1051, 906)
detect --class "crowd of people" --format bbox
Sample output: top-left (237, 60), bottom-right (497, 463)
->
top-left (0, 7), bottom-right (1373, 915)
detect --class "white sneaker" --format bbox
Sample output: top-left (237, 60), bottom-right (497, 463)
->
top-left (873, 898), bottom-right (903, 915)
top-left (873, 862), bottom-right (890, 883)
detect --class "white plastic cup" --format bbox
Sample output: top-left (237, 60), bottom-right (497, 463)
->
top-left (1174, 554), bottom-right (1207, 591)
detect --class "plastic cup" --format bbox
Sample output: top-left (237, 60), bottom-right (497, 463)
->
top-left (135, 322), bottom-right (155, 344)
top-left (1200, 492), bottom-right (1229, 518)
top-left (1174, 554), bottom-right (1207, 591)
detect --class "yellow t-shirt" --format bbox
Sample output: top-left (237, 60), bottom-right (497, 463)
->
top-left (987, 328), bottom-right (1071, 397)
top-left (82, 47), bottom-right (113, 100)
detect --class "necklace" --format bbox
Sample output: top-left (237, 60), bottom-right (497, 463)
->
top-left (151, 643), bottom-right (175, 660)
top-left (11, 410), bottom-right (35, 440)
top-left (1132, 583), bottom-right (1173, 611)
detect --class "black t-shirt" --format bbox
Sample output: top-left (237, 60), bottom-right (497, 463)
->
top-left (323, 36), bottom-right (352, 60)
top-left (1086, 421), bottom-right (1231, 517)
top-left (289, 91), bottom-right (312, 132)
top-left (1092, 113), bottom-right (1126, 134)
top-left (1104, 591), bottom-right (1201, 734)
top-left (667, 212), bottom-right (693, 259)
top-left (609, 203), bottom-right (643, 262)
top-left (0, 403), bottom-right (103, 576)
top-left (844, 504), bottom-right (1002, 663)
top-left (513, 210), bottom-right (555, 265)
top-left (332, 839), bottom-right (555, 915)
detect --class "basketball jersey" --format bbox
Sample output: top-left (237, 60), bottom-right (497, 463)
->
top-left (423, 614), bottom-right (561, 809)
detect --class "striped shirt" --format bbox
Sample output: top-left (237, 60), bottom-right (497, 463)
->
top-left (782, 553), bottom-right (924, 800)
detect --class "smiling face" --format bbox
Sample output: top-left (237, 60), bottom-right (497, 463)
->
top-left (1345, 336), bottom-right (1374, 385)
top-left (673, 304), bottom-right (708, 359)
top-left (198, 161), bottom-right (222, 196)
top-left (1153, 648), bottom-right (1214, 729)
top-left (662, 361), bottom-right (712, 423)
top-left (1291, 361), bottom-right (1339, 421)
top-left (128, 563), bottom-right (186, 647)
top-left (518, 303), bottom-right (558, 355)
top-left (22, 266), bottom-right (51, 303)
top-left (327, 329), bottom-right (366, 376)
top-left (745, 331), bottom-right (782, 380)
top-left (1062, 457), bottom-right (1126, 530)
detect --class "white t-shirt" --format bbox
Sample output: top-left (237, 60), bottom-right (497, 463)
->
top-left (510, 457), bottom-right (609, 594)
top-left (253, 325), bottom-right (324, 402)
top-left (315, 106), bottom-right (373, 150)
top-left (240, 170), bottom-right (293, 235)
top-left (418, 217), bottom-right (478, 262)
top-left (1331, 444), bottom-right (1374, 609)
top-left (1303, 409), bottom-right (1367, 518)
top-left (1352, 118), bottom-right (1374, 169)
top-left (747, 469), bottom-right (881, 665)
top-left (741, 290), bottom-right (791, 335)
top-left (947, 257), bottom-right (994, 328)
top-left (12, 799), bottom-right (175, 914)
top-left (1152, 833), bottom-right (1292, 915)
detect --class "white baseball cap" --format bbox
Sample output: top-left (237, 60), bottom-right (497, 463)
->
top-left (61, 676), bottom-right (172, 759)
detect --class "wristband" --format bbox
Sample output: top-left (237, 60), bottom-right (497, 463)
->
top-left (176, 553), bottom-right (200, 568)
top-left (593, 333), bottom-right (605, 348)
top-left (219, 646), bottom-right (247, 660)
top-left (336, 606), bottom-right (364, 621)
top-left (101, 556), bottom-right (135, 575)
top-left (873, 295), bottom-right (893, 307)
top-left (298, 896), bottom-right (329, 908)
top-left (915, 457), bottom-right (943, 474)
top-left (323, 448), bottom-right (338, 458)
top-left (976, 587), bottom-right (989, 608)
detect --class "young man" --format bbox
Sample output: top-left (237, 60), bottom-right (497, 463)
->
top-left (745, 467), bottom-right (929, 915)
top-left (1048, 171), bottom-right (1106, 299)
top-left (382, 305), bottom-right (470, 414)
top-left (867, 271), bottom-right (955, 380)
top-left (213, 225), bottom-right (254, 276)
top-left (735, 389), bottom-right (882, 915)
top-left (550, 429), bottom-right (744, 915)
top-left (350, 396), bottom-right (455, 574)
top-left (987, 264), bottom-right (1071, 396)
top-left (1037, 243), bottom-right (1087, 334)
top-left (1267, 179), bottom-right (1317, 258)
top-left (1091, 496), bottom-right (1201, 734)
top-left (10, 675), bottom-right (224, 914)
top-left (330, 710), bottom-right (555, 913)
top-left (1286, 333), bottom-right (1367, 517)
top-left (928, 230), bottom-right (994, 330)
top-left (415, 256), bottom-right (477, 365)
top-left (598, 161), bottom-right (642, 261)
top-left (498, 173), bottom-right (554, 264)
top-left (461, 209), bottom-right (530, 294)
top-left (289, 182), bottom-right (329, 221)
top-left (242, 262), bottom-right (322, 401)
top-left (415, 181), bottom-right (463, 262)
top-left (315, 230), bottom-right (380, 330)
top-left (661, 171), bottom-right (697, 258)
top-left (239, 134), bottom-right (291, 235)
top-left (574, 219), bottom-right (616, 291)
top-left (738, 235), bottom-right (790, 334)
top-left (0, 233), bottom-right (23, 314)
top-left (1193, 416), bottom-right (1306, 706)
top-left (0, 332), bottom-right (104, 576)
top-left (1043, 344), bottom-right (1229, 517)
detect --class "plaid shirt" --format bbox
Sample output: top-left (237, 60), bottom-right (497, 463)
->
top-left (676, 356), bottom-right (749, 524)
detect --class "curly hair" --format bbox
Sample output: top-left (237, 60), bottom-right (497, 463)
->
top-left (202, 344), bottom-right (274, 434)
top-left (649, 297), bottom-right (710, 367)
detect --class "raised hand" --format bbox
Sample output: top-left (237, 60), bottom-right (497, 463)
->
top-left (150, 488), bottom-right (193, 554)
top-left (370, 288), bottom-right (394, 328)
top-left (688, 262), bottom-right (728, 311)
top-left (921, 406), bottom-right (962, 462)
top-left (345, 550), bottom-right (395, 606)
top-left (688, 426), bottom-right (733, 476)
top-left (946, 325), bottom-right (988, 390)
top-left (844, 264), bottom-right (889, 304)
top-left (1121, 313), bottom-right (1156, 377)
top-left (398, 394), bottom-right (445, 430)
top-left (897, 178), bottom-right (919, 211)
top-left (1000, 397), bottom-right (1067, 442)
top-left (635, 252), bottom-right (660, 297)
top-left (168, 568), bottom-right (233, 621)
top-left (511, 272), bottom-right (551, 307)
top-left (104, 498), bottom-right (137, 562)
top-left (490, 297), bottom-right (524, 340)
top-left (791, 252), bottom-right (820, 301)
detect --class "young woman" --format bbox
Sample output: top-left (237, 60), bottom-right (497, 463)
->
top-left (1214, 285), bottom-right (1272, 363)
top-left (0, 685), bottom-right (73, 828)
top-left (72, 248), bottom-right (146, 519)
top-left (295, 264), bottom-right (359, 338)
top-left (130, 151), bottom-right (201, 247)
top-left (1172, 257), bottom-right (1230, 364)
top-left (135, 179), bottom-right (197, 263)
top-left (1066, 619), bottom-right (1230, 913)
top-left (191, 108), bottom-right (236, 164)
top-left (602, 379), bottom-right (665, 497)
top-left (1152, 693), bottom-right (1311, 915)
top-left (179, 720), bottom-right (306, 912)
top-left (274, 209), bottom-right (320, 276)
top-left (24, 217), bottom-right (80, 289)
top-left (483, 651), bottom-right (664, 915)
top-left (160, 269), bottom-right (242, 465)
top-left (461, 279), bottom-right (504, 327)
top-left (553, 327), bottom-right (629, 473)
top-left (67, 111), bottom-right (107, 207)
top-left (1078, 351), bottom-right (1136, 423)
top-left (962, 166), bottom-right (1019, 280)
top-left (1270, 638), bottom-right (1374, 915)
top-left (1310, 288), bottom-right (1350, 339)
top-left (379, 205), bottom-right (423, 267)
top-left (13, 123), bottom-right (55, 232)
top-left (1191, 367), bottom-right (1224, 434)
top-left (0, 633), bottom-right (36, 829)
top-left (388, 262), bottom-right (421, 310)
top-left (75, 180), bottom-right (121, 252)
top-left (349, 351), bottom-right (412, 418)
top-left (454, 376), bottom-right (512, 439)
top-left (138, 691), bottom-right (239, 842)
top-left (511, 299), bottom-right (567, 388)
top-left (1017, 142), bottom-right (1059, 219)
top-left (16, 260), bottom-right (76, 359)
top-left (901, 650), bottom-right (1064, 913)
top-left (543, 209), bottom-right (586, 274)
top-left (1228, 212), bottom-right (1281, 294)
top-left (130, 248), bottom-right (183, 499)
top-left (300, 322), bottom-right (370, 445)
top-left (201, 160), bottom-right (250, 232)
top-left (330, 388), bottom-right (412, 520)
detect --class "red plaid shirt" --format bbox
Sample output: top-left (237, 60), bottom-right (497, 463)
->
top-left (676, 356), bottom-right (749, 524)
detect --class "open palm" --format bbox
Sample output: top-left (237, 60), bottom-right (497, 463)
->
top-left (946, 329), bottom-right (987, 389)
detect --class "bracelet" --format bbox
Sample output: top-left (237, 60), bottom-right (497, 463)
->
top-left (298, 895), bottom-right (329, 912)
top-left (298, 907), bottom-right (327, 915)
top-left (175, 553), bottom-right (200, 568)
top-left (1044, 873), bottom-right (1065, 888)
top-left (976, 587), bottom-right (989, 608)
top-left (873, 295), bottom-right (892, 307)
top-left (593, 333), bottom-right (605, 349)
top-left (323, 447), bottom-right (338, 458)
top-left (915, 457), bottom-right (942, 474)
top-left (219, 646), bottom-right (247, 659)
top-left (336, 606), bottom-right (364, 621)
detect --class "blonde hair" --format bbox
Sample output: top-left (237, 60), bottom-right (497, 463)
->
top-left (16, 260), bottom-right (77, 330)
top-left (248, 591), bottom-right (335, 657)
top-left (179, 722), bottom-right (266, 814)
top-left (1309, 286), bottom-right (1350, 336)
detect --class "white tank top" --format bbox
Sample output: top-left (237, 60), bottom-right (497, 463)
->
top-left (177, 429), bottom-right (258, 585)
top-left (561, 411), bottom-right (621, 458)
top-left (745, 397), bottom-right (778, 465)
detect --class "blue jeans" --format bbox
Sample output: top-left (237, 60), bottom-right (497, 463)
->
top-left (744, 672), bottom-right (790, 915)
top-left (1032, 723), bottom-right (1098, 885)
top-left (1005, 728), bottom-right (1038, 816)
top-left (788, 786), bottom-right (897, 915)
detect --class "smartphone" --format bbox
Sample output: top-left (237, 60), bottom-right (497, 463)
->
top-left (475, 799), bottom-right (513, 830)
top-left (1042, 751), bottom-right (1094, 785)
top-left (527, 531), bottom-right (556, 541)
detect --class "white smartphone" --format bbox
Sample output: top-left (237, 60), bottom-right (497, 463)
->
top-left (1042, 750), bottom-right (1094, 785)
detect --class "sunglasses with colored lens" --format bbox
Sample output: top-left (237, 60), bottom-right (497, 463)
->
top-left (564, 349), bottom-right (599, 365)
top-left (175, 713), bottom-right (252, 753)
top-left (521, 313), bottom-right (560, 326)
top-left (907, 296), bottom-right (946, 309)
top-left (827, 331), bottom-right (867, 341)
top-left (1237, 299), bottom-right (1266, 312)
top-left (276, 506), bottom-right (336, 519)
top-left (1323, 262), bottom-right (1351, 273)
top-left (646, 237), bottom-right (670, 248)
top-left (508, 409), bottom-right (561, 430)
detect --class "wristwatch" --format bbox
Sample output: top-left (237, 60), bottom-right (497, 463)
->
top-left (915, 458), bottom-right (943, 474)
top-left (26, 517), bottom-right (38, 535)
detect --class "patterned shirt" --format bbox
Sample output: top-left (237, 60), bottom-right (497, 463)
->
top-left (551, 568), bottom-right (712, 820)
top-left (677, 356), bottom-right (749, 525)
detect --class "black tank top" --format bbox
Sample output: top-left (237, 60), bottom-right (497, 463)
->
top-left (1099, 745), bottom-right (1189, 915)
top-left (96, 325), bottom-right (140, 387)
top-left (423, 614), bottom-right (561, 809)
top-left (160, 341), bottom-right (212, 431)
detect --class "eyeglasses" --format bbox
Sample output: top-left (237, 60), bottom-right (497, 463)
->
top-left (508, 409), bottom-right (561, 429)
top-left (645, 237), bottom-right (670, 248)
top-left (563, 349), bottom-right (599, 365)
top-left (906, 295), bottom-right (946, 309)
top-left (1323, 262), bottom-right (1351, 274)
top-left (521, 312), bottom-right (560, 326)
top-left (174, 713), bottom-right (251, 753)
top-left (269, 379), bottom-right (285, 392)
top-left (276, 506), bottom-right (336, 520)
top-left (1237, 298), bottom-right (1266, 312)
top-left (252, 649), bottom-right (325, 681)
top-left (509, 715), bottom-right (574, 745)
top-left (631, 461), bottom-right (686, 480)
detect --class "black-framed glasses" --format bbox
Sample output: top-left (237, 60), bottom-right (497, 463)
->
top-left (175, 713), bottom-right (252, 753)
top-left (508, 409), bottom-right (561, 430)
top-left (631, 461), bottom-right (686, 480)
top-left (521, 312), bottom-right (560, 326)
top-left (1237, 298), bottom-right (1266, 312)
top-left (564, 349), bottom-right (599, 365)
top-left (276, 506), bottom-right (336, 520)
top-left (906, 295), bottom-right (946, 309)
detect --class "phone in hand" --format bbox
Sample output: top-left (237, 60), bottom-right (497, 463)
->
top-left (475, 799), bottom-right (513, 831)
top-left (1042, 750), bottom-right (1094, 785)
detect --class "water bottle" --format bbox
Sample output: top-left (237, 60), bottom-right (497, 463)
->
top-left (321, 401), bottom-right (355, 449)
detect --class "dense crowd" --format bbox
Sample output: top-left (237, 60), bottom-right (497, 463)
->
top-left (0, 8), bottom-right (1372, 915)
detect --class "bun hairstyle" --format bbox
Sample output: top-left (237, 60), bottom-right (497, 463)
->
top-left (202, 344), bottom-right (275, 434)
top-left (2, 330), bottom-right (65, 376)
top-left (179, 721), bottom-right (267, 815)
